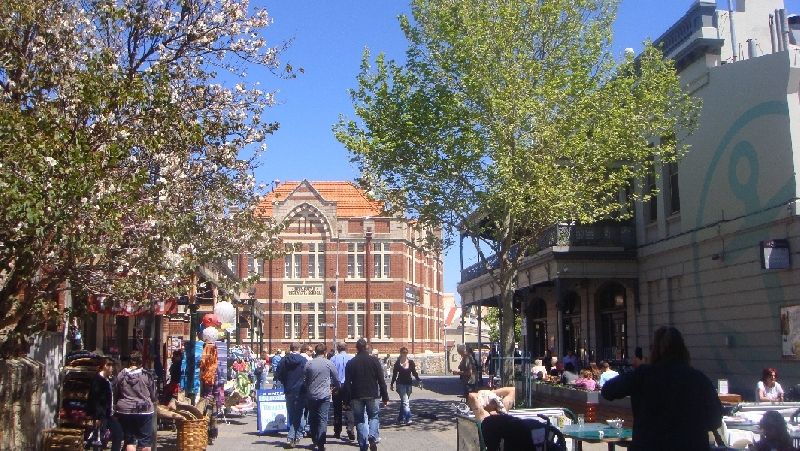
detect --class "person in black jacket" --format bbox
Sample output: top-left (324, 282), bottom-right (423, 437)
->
top-left (389, 347), bottom-right (422, 425)
top-left (343, 339), bottom-right (389, 451)
top-left (86, 357), bottom-right (123, 451)
top-left (276, 342), bottom-right (308, 448)
top-left (601, 326), bottom-right (722, 451)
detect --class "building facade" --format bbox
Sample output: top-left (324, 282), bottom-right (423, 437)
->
top-left (459, 0), bottom-right (800, 396)
top-left (237, 180), bottom-right (445, 355)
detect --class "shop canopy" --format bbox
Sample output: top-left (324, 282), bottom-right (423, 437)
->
top-left (89, 294), bottom-right (178, 316)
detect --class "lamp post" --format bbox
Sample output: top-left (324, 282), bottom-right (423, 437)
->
top-left (268, 257), bottom-right (273, 353)
top-left (365, 228), bottom-right (372, 341)
top-left (248, 287), bottom-right (255, 350)
top-left (333, 230), bottom-right (340, 349)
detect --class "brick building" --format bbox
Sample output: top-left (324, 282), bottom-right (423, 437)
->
top-left (234, 180), bottom-right (445, 355)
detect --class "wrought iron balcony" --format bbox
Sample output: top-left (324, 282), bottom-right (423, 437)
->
top-left (460, 220), bottom-right (636, 284)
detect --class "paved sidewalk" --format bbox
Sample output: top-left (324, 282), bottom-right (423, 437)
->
top-left (155, 375), bottom-right (607, 450)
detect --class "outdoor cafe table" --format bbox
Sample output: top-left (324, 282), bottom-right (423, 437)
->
top-left (560, 423), bottom-right (632, 451)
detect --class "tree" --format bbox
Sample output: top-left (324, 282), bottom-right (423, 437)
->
top-left (335, 0), bottom-right (698, 381)
top-left (0, 0), bottom-right (295, 356)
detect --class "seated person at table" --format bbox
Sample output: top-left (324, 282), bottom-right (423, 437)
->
top-left (561, 362), bottom-right (579, 385)
top-left (531, 359), bottom-right (546, 377)
top-left (467, 386), bottom-right (515, 422)
top-left (601, 326), bottom-right (722, 451)
top-left (757, 367), bottom-right (785, 402)
top-left (749, 410), bottom-right (796, 451)
top-left (573, 369), bottom-right (597, 391)
top-left (597, 360), bottom-right (618, 388)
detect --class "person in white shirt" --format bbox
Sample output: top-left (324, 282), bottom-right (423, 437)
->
top-left (757, 367), bottom-right (784, 401)
top-left (597, 360), bottom-right (619, 388)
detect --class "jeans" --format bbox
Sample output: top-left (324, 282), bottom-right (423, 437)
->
top-left (99, 416), bottom-right (123, 451)
top-left (285, 393), bottom-right (307, 441)
top-left (351, 398), bottom-right (380, 451)
top-left (396, 384), bottom-right (413, 423)
top-left (307, 397), bottom-right (331, 449)
top-left (332, 390), bottom-right (355, 436)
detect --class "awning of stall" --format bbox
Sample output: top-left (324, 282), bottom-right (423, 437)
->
top-left (89, 294), bottom-right (178, 316)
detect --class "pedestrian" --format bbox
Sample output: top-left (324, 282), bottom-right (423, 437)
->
top-left (271, 349), bottom-right (283, 388)
top-left (344, 338), bottom-right (389, 451)
top-left (113, 351), bottom-right (156, 451)
top-left (304, 343), bottom-right (340, 451)
top-left (160, 349), bottom-right (182, 405)
top-left (254, 350), bottom-right (269, 390)
top-left (389, 347), bottom-right (423, 425)
top-left (330, 342), bottom-right (356, 441)
top-left (276, 342), bottom-right (308, 448)
top-left (601, 326), bottom-right (722, 451)
top-left (452, 344), bottom-right (478, 399)
top-left (86, 357), bottom-right (123, 451)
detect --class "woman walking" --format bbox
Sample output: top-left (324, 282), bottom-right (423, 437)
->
top-left (390, 347), bottom-right (422, 425)
top-left (113, 351), bottom-right (157, 451)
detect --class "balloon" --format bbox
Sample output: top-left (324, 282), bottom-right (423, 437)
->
top-left (202, 327), bottom-right (219, 342)
top-left (202, 313), bottom-right (220, 327)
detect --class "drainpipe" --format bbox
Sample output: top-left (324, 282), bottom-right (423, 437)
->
top-left (779, 9), bottom-right (790, 52)
top-left (770, 14), bottom-right (777, 53)
top-left (728, 0), bottom-right (738, 61)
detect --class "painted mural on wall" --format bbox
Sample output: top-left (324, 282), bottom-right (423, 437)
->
top-left (780, 305), bottom-right (800, 359)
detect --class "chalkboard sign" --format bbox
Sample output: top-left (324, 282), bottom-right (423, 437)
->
top-left (256, 388), bottom-right (288, 434)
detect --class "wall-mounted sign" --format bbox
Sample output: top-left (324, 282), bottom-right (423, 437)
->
top-left (287, 285), bottom-right (322, 296)
top-left (761, 239), bottom-right (791, 270)
top-left (781, 305), bottom-right (800, 359)
top-left (284, 285), bottom-right (323, 301)
top-left (404, 286), bottom-right (420, 305)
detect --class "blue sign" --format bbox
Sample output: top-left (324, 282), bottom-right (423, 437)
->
top-left (256, 388), bottom-right (288, 434)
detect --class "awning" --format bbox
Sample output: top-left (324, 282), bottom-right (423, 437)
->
top-left (89, 294), bottom-right (178, 316)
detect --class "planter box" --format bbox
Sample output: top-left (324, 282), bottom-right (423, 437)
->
top-left (529, 382), bottom-right (633, 425)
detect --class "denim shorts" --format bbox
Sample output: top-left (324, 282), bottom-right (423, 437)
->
top-left (117, 413), bottom-right (153, 447)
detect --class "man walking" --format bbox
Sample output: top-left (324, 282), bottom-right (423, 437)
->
top-left (305, 343), bottom-right (340, 451)
top-left (271, 349), bottom-right (283, 388)
top-left (331, 342), bottom-right (355, 441)
top-left (276, 342), bottom-right (308, 448)
top-left (344, 338), bottom-right (389, 451)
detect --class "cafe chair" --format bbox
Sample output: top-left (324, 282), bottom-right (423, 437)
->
top-left (482, 414), bottom-right (567, 451)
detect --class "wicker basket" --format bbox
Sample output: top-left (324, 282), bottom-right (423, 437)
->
top-left (176, 416), bottom-right (208, 451)
top-left (42, 428), bottom-right (84, 451)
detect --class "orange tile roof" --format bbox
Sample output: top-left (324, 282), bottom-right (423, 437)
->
top-left (257, 180), bottom-right (385, 219)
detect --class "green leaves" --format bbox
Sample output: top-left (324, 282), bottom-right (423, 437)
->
top-left (335, 0), bottom-right (698, 367)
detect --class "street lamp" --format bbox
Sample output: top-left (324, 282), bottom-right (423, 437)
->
top-left (332, 230), bottom-right (341, 349)
top-left (365, 227), bottom-right (372, 341)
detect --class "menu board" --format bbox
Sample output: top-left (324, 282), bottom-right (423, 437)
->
top-left (256, 388), bottom-right (288, 433)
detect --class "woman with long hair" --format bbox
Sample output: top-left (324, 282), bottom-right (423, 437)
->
top-left (601, 326), bottom-right (722, 451)
top-left (751, 410), bottom-right (795, 451)
top-left (757, 367), bottom-right (784, 402)
top-left (390, 347), bottom-right (422, 425)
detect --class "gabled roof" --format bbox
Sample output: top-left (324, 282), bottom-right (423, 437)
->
top-left (257, 180), bottom-right (385, 218)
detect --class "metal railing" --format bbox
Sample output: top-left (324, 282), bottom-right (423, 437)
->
top-left (461, 221), bottom-right (636, 284)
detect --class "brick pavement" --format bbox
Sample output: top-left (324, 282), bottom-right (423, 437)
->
top-left (154, 375), bottom-right (607, 450)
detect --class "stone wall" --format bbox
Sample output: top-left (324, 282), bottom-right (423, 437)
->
top-left (0, 358), bottom-right (45, 451)
top-left (411, 353), bottom-right (446, 374)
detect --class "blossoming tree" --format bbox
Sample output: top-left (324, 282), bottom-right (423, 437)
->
top-left (0, 0), bottom-right (294, 356)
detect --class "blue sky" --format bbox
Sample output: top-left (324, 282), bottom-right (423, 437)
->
top-left (250, 0), bottom-right (799, 303)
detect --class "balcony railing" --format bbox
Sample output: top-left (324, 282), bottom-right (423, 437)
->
top-left (460, 221), bottom-right (636, 284)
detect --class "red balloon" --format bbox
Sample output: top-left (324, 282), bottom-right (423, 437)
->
top-left (202, 313), bottom-right (219, 327)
